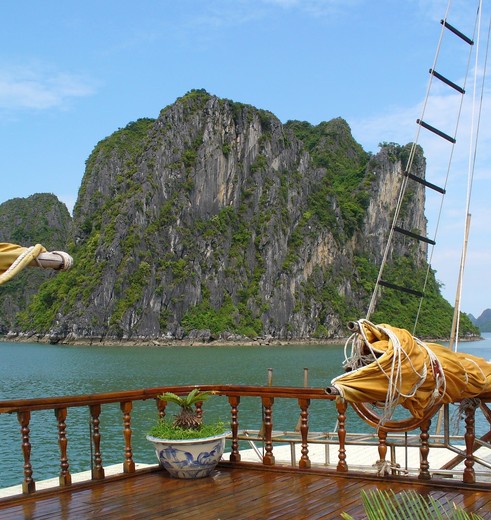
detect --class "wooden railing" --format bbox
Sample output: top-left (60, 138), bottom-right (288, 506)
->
top-left (0, 385), bottom-right (490, 495)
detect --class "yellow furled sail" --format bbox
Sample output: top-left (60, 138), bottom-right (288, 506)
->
top-left (0, 242), bottom-right (73, 286)
top-left (331, 320), bottom-right (491, 422)
top-left (0, 243), bottom-right (47, 285)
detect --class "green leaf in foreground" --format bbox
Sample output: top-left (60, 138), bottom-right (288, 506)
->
top-left (341, 489), bottom-right (484, 520)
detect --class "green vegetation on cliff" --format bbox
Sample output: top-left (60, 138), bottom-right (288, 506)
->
top-left (286, 118), bottom-right (372, 238)
top-left (0, 194), bottom-right (71, 247)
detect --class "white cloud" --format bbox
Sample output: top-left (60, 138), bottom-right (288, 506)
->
top-left (0, 65), bottom-right (96, 111)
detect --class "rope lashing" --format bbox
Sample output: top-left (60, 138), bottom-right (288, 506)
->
top-left (0, 243), bottom-right (73, 286)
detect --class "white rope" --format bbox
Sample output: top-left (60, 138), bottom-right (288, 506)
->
top-left (52, 251), bottom-right (73, 271)
top-left (0, 246), bottom-right (35, 284)
top-left (463, 357), bottom-right (488, 395)
top-left (373, 459), bottom-right (408, 477)
top-left (0, 247), bottom-right (73, 286)
top-left (342, 331), bottom-right (378, 372)
top-left (416, 338), bottom-right (446, 408)
top-left (340, 320), bottom-right (448, 426)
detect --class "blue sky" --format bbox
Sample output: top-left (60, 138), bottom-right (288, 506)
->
top-left (1, 0), bottom-right (490, 319)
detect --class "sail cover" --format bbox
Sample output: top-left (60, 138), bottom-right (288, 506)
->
top-left (0, 243), bottom-right (48, 285)
top-left (331, 319), bottom-right (491, 421)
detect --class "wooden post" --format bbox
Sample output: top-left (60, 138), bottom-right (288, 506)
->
top-left (295, 368), bottom-right (309, 432)
top-left (261, 396), bottom-right (275, 465)
top-left (17, 410), bottom-right (35, 494)
top-left (259, 370), bottom-right (273, 438)
top-left (463, 398), bottom-right (478, 484)
top-left (335, 397), bottom-right (348, 472)
top-left (418, 418), bottom-right (431, 480)
top-left (228, 395), bottom-right (241, 462)
top-left (55, 407), bottom-right (72, 486)
top-left (376, 429), bottom-right (388, 475)
top-left (120, 401), bottom-right (135, 473)
top-left (90, 404), bottom-right (105, 480)
top-left (298, 398), bottom-right (311, 469)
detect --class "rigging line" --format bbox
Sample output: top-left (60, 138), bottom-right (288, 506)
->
top-left (414, 1), bottom-right (483, 334)
top-left (451, 1), bottom-right (490, 351)
top-left (369, 1), bottom-right (451, 304)
top-left (367, 1), bottom-right (452, 320)
top-left (367, 0), bottom-right (456, 321)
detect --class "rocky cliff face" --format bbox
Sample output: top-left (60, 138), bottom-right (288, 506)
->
top-left (8, 91), bottom-right (439, 342)
top-left (0, 194), bottom-right (72, 333)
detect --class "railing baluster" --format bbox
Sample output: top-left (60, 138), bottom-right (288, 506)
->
top-left (375, 429), bottom-right (388, 475)
top-left (418, 418), bottom-right (431, 480)
top-left (55, 407), bottom-right (71, 486)
top-left (335, 397), bottom-right (348, 472)
top-left (297, 398), bottom-right (311, 469)
top-left (463, 398), bottom-right (478, 484)
top-left (90, 404), bottom-right (105, 480)
top-left (17, 410), bottom-right (35, 494)
top-left (121, 401), bottom-right (135, 473)
top-left (261, 396), bottom-right (275, 465)
top-left (228, 395), bottom-right (241, 462)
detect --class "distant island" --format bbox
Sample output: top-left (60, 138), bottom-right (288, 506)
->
top-left (469, 309), bottom-right (491, 332)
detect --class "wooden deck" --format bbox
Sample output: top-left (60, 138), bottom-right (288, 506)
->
top-left (1, 464), bottom-right (491, 519)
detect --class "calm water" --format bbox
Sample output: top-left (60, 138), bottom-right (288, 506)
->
top-left (0, 334), bottom-right (490, 488)
top-left (0, 341), bottom-right (346, 399)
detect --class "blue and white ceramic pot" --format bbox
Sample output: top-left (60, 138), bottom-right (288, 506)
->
top-left (146, 432), bottom-right (230, 479)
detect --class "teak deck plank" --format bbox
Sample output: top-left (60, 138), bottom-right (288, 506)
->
top-left (1, 466), bottom-right (491, 519)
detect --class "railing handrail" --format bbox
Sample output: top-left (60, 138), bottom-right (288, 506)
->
top-left (0, 384), bottom-right (335, 413)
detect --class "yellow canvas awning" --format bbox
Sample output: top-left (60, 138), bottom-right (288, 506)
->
top-left (331, 320), bottom-right (491, 421)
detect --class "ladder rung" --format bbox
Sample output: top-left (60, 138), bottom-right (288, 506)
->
top-left (441, 19), bottom-right (474, 45)
top-left (429, 69), bottom-right (465, 94)
top-left (379, 280), bottom-right (423, 297)
top-left (417, 119), bottom-right (456, 143)
top-left (394, 226), bottom-right (436, 245)
top-left (404, 171), bottom-right (446, 194)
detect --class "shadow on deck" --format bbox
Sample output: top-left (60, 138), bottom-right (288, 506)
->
top-left (1, 464), bottom-right (491, 519)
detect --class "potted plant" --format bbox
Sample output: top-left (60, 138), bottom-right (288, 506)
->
top-left (146, 388), bottom-right (229, 479)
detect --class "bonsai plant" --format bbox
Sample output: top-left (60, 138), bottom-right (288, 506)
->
top-left (147, 388), bottom-right (229, 479)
